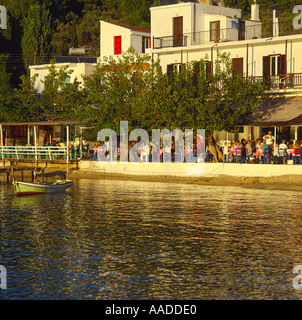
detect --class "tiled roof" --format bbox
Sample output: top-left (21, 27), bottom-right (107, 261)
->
top-left (105, 21), bottom-right (150, 34)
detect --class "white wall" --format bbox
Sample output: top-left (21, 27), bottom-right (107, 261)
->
top-left (29, 63), bottom-right (96, 94)
top-left (100, 21), bottom-right (151, 60)
top-left (151, 2), bottom-right (241, 40)
top-left (153, 33), bottom-right (302, 77)
top-left (100, 21), bottom-right (132, 60)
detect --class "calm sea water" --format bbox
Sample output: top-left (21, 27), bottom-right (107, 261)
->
top-left (0, 178), bottom-right (302, 300)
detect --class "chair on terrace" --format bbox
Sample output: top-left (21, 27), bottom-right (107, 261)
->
top-left (278, 148), bottom-right (286, 164)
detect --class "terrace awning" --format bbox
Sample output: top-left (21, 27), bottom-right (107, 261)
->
top-left (245, 96), bottom-right (302, 126)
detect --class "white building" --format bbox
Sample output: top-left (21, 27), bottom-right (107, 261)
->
top-left (29, 56), bottom-right (97, 94)
top-left (30, 22), bottom-right (151, 94)
top-left (148, 1), bottom-right (302, 145)
top-left (100, 20), bottom-right (151, 60)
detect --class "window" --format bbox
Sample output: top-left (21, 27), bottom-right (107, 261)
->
top-left (114, 35), bottom-right (122, 55)
top-left (142, 37), bottom-right (151, 53)
top-left (63, 75), bottom-right (71, 88)
top-left (167, 63), bottom-right (185, 76)
top-left (210, 21), bottom-right (220, 43)
top-left (263, 54), bottom-right (286, 77)
top-left (238, 20), bottom-right (245, 40)
top-left (263, 54), bottom-right (286, 88)
top-left (193, 60), bottom-right (212, 81)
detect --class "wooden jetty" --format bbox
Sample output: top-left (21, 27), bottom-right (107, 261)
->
top-left (0, 165), bottom-right (69, 182)
top-left (0, 166), bottom-right (44, 182)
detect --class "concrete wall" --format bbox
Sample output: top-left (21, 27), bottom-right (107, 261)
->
top-left (78, 160), bottom-right (302, 178)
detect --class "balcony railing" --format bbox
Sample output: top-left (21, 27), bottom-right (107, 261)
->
top-left (246, 73), bottom-right (302, 90)
top-left (153, 21), bottom-right (302, 50)
top-left (153, 24), bottom-right (262, 49)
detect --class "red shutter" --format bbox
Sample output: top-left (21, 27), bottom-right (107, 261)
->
top-left (114, 35), bottom-right (122, 55)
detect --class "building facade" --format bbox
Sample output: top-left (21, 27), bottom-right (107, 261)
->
top-left (147, 1), bottom-right (302, 145)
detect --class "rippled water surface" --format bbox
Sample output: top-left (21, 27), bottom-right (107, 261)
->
top-left (1, 178), bottom-right (302, 300)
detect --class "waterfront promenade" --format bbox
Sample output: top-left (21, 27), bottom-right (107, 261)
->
top-left (78, 160), bottom-right (302, 178)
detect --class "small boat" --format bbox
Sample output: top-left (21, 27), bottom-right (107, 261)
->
top-left (12, 179), bottom-right (73, 196)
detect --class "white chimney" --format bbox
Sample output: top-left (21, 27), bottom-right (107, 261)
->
top-left (273, 8), bottom-right (279, 37)
top-left (251, 1), bottom-right (260, 21)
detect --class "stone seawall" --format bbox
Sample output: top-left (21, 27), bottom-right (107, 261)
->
top-left (77, 160), bottom-right (302, 178)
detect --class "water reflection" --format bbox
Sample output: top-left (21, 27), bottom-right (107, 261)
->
top-left (1, 179), bottom-right (302, 299)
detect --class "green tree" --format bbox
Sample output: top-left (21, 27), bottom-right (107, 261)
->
top-left (139, 52), bottom-right (265, 161)
top-left (0, 74), bottom-right (41, 122)
top-left (40, 62), bottom-right (84, 120)
top-left (21, 3), bottom-right (53, 70)
top-left (0, 55), bottom-right (12, 97)
top-left (80, 47), bottom-right (152, 135)
top-left (78, 49), bottom-right (264, 162)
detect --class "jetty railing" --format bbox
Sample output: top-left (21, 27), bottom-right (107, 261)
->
top-left (0, 146), bottom-right (69, 161)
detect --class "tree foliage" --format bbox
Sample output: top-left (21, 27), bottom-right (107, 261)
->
top-left (74, 49), bottom-right (265, 137)
top-left (0, 74), bottom-right (40, 122)
top-left (0, 48), bottom-right (264, 162)
top-left (21, 3), bottom-right (53, 69)
top-left (0, 55), bottom-right (12, 97)
top-left (39, 62), bottom-right (84, 120)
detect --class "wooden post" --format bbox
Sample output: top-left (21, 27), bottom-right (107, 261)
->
top-left (0, 124), bottom-right (4, 168)
top-left (34, 125), bottom-right (38, 167)
top-left (66, 125), bottom-right (69, 174)
top-left (295, 126), bottom-right (298, 143)
top-left (274, 126), bottom-right (277, 144)
top-left (27, 125), bottom-right (30, 145)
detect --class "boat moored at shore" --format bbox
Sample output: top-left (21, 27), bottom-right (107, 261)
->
top-left (12, 179), bottom-right (73, 196)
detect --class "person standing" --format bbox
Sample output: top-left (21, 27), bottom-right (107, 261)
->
top-left (263, 131), bottom-right (274, 151)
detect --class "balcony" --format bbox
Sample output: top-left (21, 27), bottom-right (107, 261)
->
top-left (153, 24), bottom-right (262, 49)
top-left (247, 73), bottom-right (302, 90)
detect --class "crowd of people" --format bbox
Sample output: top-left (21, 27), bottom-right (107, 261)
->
top-left (219, 131), bottom-right (302, 164)
top-left (92, 139), bottom-right (202, 162)
top-left (85, 131), bottom-right (302, 164)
